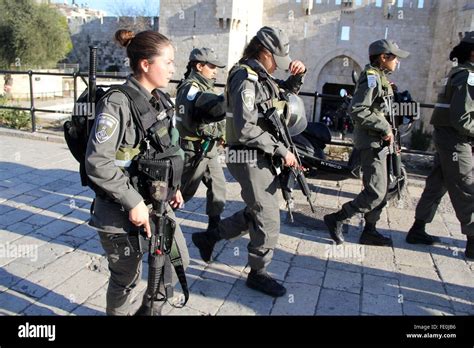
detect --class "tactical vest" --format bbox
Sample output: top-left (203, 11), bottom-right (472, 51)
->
top-left (225, 62), bottom-right (287, 145)
top-left (350, 65), bottom-right (395, 149)
top-left (365, 66), bottom-right (394, 112)
top-left (112, 88), bottom-right (184, 201)
top-left (176, 72), bottom-right (225, 143)
top-left (430, 64), bottom-right (473, 128)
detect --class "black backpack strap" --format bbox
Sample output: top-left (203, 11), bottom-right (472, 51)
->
top-left (104, 85), bottom-right (152, 140)
top-left (154, 89), bottom-right (175, 110)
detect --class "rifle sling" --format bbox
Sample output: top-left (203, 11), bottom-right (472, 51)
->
top-left (168, 236), bottom-right (189, 307)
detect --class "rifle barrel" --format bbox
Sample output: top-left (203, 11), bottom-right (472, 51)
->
top-left (88, 46), bottom-right (98, 105)
top-left (86, 46), bottom-right (98, 137)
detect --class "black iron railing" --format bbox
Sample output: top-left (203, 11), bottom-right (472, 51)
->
top-left (0, 69), bottom-right (437, 156)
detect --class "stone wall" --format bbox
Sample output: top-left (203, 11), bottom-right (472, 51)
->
top-left (158, 0), bottom-right (263, 95)
top-left (63, 0), bottom-right (474, 130)
top-left (65, 16), bottom-right (158, 72)
top-left (262, 0), bottom-right (436, 121)
top-left (160, 0), bottom-right (439, 120)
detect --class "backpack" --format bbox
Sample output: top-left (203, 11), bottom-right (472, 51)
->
top-left (63, 85), bottom-right (150, 192)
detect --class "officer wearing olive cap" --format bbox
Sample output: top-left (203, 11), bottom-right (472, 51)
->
top-left (192, 26), bottom-right (306, 297)
top-left (324, 39), bottom-right (410, 247)
top-left (406, 32), bottom-right (474, 256)
top-left (176, 47), bottom-right (227, 233)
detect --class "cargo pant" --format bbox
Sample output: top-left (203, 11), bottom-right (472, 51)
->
top-left (180, 142), bottom-right (226, 218)
top-left (217, 152), bottom-right (280, 271)
top-left (92, 197), bottom-right (189, 316)
top-left (414, 127), bottom-right (474, 236)
top-left (341, 147), bottom-right (389, 224)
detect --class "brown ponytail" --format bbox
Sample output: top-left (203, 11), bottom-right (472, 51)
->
top-left (239, 36), bottom-right (265, 63)
top-left (115, 29), bottom-right (135, 48)
top-left (114, 29), bottom-right (171, 75)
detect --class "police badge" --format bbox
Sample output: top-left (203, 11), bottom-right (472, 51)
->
top-left (367, 74), bottom-right (377, 89)
top-left (187, 84), bottom-right (199, 101)
top-left (95, 113), bottom-right (118, 144)
top-left (242, 89), bottom-right (255, 111)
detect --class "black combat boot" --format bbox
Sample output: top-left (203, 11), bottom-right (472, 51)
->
top-left (246, 269), bottom-right (287, 297)
top-left (406, 219), bottom-right (441, 245)
top-left (192, 227), bottom-right (222, 263)
top-left (323, 210), bottom-right (348, 245)
top-left (134, 297), bottom-right (164, 316)
top-left (359, 222), bottom-right (393, 247)
top-left (465, 236), bottom-right (474, 260)
top-left (207, 215), bottom-right (221, 232)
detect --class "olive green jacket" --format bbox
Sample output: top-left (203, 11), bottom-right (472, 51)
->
top-left (350, 64), bottom-right (393, 149)
top-left (430, 62), bottom-right (474, 139)
top-left (175, 70), bottom-right (226, 143)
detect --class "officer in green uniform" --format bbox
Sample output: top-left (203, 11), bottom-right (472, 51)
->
top-left (406, 32), bottom-right (473, 256)
top-left (192, 27), bottom-right (305, 297)
top-left (85, 29), bottom-right (189, 315)
top-left (176, 48), bottom-right (227, 232)
top-left (324, 39), bottom-right (410, 247)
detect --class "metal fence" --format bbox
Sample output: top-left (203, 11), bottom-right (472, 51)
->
top-left (0, 69), bottom-right (437, 156)
top-left (0, 70), bottom-right (129, 132)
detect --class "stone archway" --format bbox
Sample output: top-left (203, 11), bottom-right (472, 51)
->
top-left (306, 48), bottom-right (365, 121)
top-left (311, 48), bottom-right (366, 89)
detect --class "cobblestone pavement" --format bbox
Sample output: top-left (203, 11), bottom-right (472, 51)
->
top-left (0, 134), bottom-right (473, 316)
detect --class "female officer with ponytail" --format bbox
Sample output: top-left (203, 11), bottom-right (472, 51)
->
top-left (85, 29), bottom-right (189, 315)
top-left (192, 27), bottom-right (306, 297)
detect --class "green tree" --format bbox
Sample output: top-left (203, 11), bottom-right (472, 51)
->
top-left (0, 0), bottom-right (72, 69)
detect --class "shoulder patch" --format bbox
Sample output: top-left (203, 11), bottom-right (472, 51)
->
top-left (367, 75), bottom-right (377, 89)
top-left (468, 72), bottom-right (474, 86)
top-left (242, 89), bottom-right (255, 111)
top-left (95, 113), bottom-right (119, 144)
top-left (241, 65), bottom-right (258, 82)
top-left (187, 83), bottom-right (200, 101)
top-left (245, 70), bottom-right (258, 83)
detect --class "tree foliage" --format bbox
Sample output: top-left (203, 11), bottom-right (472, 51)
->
top-left (0, 0), bottom-right (72, 69)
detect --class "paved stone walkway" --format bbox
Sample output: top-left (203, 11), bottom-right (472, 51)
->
top-left (0, 134), bottom-right (473, 316)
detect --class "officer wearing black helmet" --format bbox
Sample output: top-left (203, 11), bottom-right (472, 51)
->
top-left (176, 47), bottom-right (227, 233)
top-left (324, 39), bottom-right (411, 247)
top-left (192, 27), bottom-right (306, 297)
top-left (406, 32), bottom-right (473, 256)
